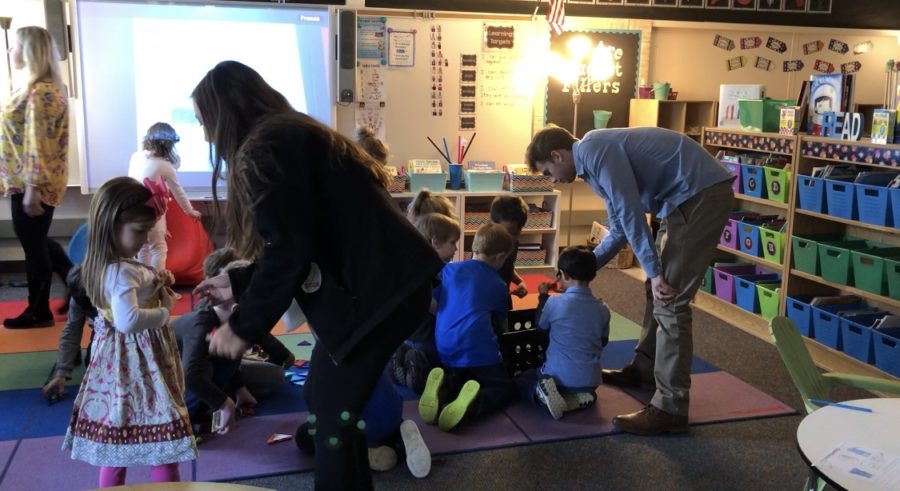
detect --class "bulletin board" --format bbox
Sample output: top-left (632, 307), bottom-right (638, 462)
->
top-left (545, 30), bottom-right (641, 138)
top-left (355, 15), bottom-right (540, 169)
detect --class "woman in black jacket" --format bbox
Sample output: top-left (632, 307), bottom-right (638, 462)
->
top-left (192, 61), bottom-right (443, 490)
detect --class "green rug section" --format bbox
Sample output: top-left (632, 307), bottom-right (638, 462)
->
top-left (0, 351), bottom-right (85, 391)
top-left (609, 311), bottom-right (641, 341)
top-left (273, 332), bottom-right (316, 362)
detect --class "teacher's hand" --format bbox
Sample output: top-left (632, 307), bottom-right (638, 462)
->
top-left (194, 273), bottom-right (233, 306)
top-left (650, 275), bottom-right (679, 305)
top-left (208, 323), bottom-right (249, 359)
top-left (23, 186), bottom-right (45, 217)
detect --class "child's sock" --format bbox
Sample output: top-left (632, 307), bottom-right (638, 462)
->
top-left (98, 466), bottom-right (126, 487)
top-left (418, 367), bottom-right (445, 424)
top-left (562, 391), bottom-right (597, 413)
top-left (399, 419), bottom-right (431, 478)
top-left (438, 380), bottom-right (480, 432)
top-left (367, 445), bottom-right (398, 471)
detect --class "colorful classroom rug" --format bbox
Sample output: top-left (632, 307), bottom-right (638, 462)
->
top-left (0, 305), bottom-right (796, 490)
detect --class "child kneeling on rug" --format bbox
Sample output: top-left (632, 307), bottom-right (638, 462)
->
top-left (420, 223), bottom-right (516, 432)
top-left (534, 246), bottom-right (610, 420)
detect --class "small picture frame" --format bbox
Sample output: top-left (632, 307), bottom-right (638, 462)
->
top-left (732, 0), bottom-right (756, 9)
top-left (808, 0), bottom-right (831, 13)
top-left (757, 0), bottom-right (783, 10)
top-left (568, 0), bottom-right (596, 3)
top-left (596, 0), bottom-right (624, 4)
top-left (623, 0), bottom-right (651, 5)
top-left (679, 0), bottom-right (704, 7)
top-left (783, 0), bottom-right (807, 11)
top-left (652, 0), bottom-right (678, 6)
top-left (706, 0), bottom-right (731, 8)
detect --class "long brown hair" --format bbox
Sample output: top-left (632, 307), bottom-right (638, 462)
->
top-left (82, 177), bottom-right (155, 310)
top-left (191, 61), bottom-right (390, 257)
top-left (142, 122), bottom-right (181, 167)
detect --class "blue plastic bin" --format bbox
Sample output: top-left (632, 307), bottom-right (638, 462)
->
top-left (741, 164), bottom-right (767, 199)
top-left (735, 274), bottom-right (780, 313)
top-left (840, 314), bottom-right (885, 364)
top-left (409, 172), bottom-right (447, 193)
top-left (785, 296), bottom-right (815, 337)
top-left (738, 222), bottom-right (762, 257)
top-left (810, 303), bottom-right (868, 350)
top-left (825, 179), bottom-right (858, 220)
top-left (713, 264), bottom-right (758, 303)
top-left (797, 176), bottom-right (826, 213)
top-left (856, 183), bottom-right (893, 227)
top-left (873, 327), bottom-right (900, 377)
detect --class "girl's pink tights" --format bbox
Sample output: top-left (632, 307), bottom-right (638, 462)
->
top-left (98, 463), bottom-right (180, 487)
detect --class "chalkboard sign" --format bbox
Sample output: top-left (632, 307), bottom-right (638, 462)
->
top-left (545, 30), bottom-right (641, 138)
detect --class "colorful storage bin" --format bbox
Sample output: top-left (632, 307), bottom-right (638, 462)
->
top-left (735, 274), bottom-right (780, 314)
top-left (809, 302), bottom-right (868, 350)
top-left (856, 183), bottom-right (893, 227)
top-left (791, 235), bottom-right (822, 275)
top-left (464, 211), bottom-right (492, 232)
top-left (786, 296), bottom-right (814, 337)
top-left (738, 222), bottom-right (763, 257)
top-left (409, 172), bottom-right (447, 193)
top-left (817, 239), bottom-right (868, 285)
top-left (756, 283), bottom-right (781, 320)
top-left (724, 162), bottom-right (742, 194)
top-left (508, 174), bottom-right (554, 192)
top-left (700, 266), bottom-right (715, 295)
top-left (523, 211), bottom-right (553, 229)
top-left (763, 167), bottom-right (790, 204)
top-left (713, 264), bottom-right (758, 303)
top-left (886, 257), bottom-right (900, 301)
top-left (516, 249), bottom-right (547, 267)
top-left (825, 179), bottom-right (858, 220)
top-left (840, 314), bottom-right (885, 364)
top-left (465, 171), bottom-right (505, 192)
top-left (797, 175), bottom-right (826, 213)
top-left (760, 228), bottom-right (785, 265)
top-left (851, 247), bottom-right (900, 296)
top-left (720, 219), bottom-right (739, 249)
top-left (873, 327), bottom-right (900, 377)
top-left (388, 175), bottom-right (408, 193)
top-left (741, 164), bottom-right (767, 199)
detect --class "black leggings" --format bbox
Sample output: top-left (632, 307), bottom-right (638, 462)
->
top-left (303, 282), bottom-right (431, 491)
top-left (10, 193), bottom-right (72, 316)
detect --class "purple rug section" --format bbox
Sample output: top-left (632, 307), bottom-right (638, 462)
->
top-left (400, 400), bottom-right (529, 455)
top-left (503, 385), bottom-right (643, 442)
top-left (0, 440), bottom-right (16, 478)
top-left (687, 371), bottom-right (795, 423)
top-left (194, 411), bottom-right (313, 482)
top-left (2, 436), bottom-right (191, 491)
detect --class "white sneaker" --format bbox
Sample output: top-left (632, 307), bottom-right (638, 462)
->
top-left (400, 419), bottom-right (431, 478)
top-left (368, 445), bottom-right (398, 471)
top-left (535, 377), bottom-right (566, 420)
top-left (563, 391), bottom-right (597, 412)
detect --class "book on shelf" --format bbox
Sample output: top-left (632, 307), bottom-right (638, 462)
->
top-left (808, 295), bottom-right (861, 306)
top-left (808, 74), bottom-right (845, 136)
top-left (796, 80), bottom-right (810, 133)
top-left (517, 243), bottom-right (543, 251)
top-left (871, 109), bottom-right (897, 145)
top-left (874, 315), bottom-right (900, 330)
top-left (779, 106), bottom-right (801, 135)
top-left (888, 175), bottom-right (900, 189)
top-left (811, 164), bottom-right (858, 179)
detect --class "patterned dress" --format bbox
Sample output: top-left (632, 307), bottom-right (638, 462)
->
top-left (63, 261), bottom-right (197, 466)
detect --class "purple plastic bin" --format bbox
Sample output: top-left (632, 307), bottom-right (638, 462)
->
top-left (720, 219), bottom-right (739, 249)
top-left (713, 265), bottom-right (758, 303)
top-left (724, 162), bottom-right (742, 194)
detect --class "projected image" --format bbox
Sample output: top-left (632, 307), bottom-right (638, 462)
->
top-left (75, 1), bottom-right (332, 189)
top-left (132, 18), bottom-right (305, 174)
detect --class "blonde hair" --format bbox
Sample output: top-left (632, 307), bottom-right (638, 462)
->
top-left (407, 189), bottom-right (456, 221)
top-left (203, 248), bottom-right (252, 279)
top-left (414, 213), bottom-right (460, 245)
top-left (82, 177), bottom-right (156, 310)
top-left (15, 26), bottom-right (63, 99)
top-left (472, 223), bottom-right (514, 257)
top-left (354, 126), bottom-right (389, 165)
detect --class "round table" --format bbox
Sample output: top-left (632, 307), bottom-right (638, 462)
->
top-left (796, 398), bottom-right (900, 491)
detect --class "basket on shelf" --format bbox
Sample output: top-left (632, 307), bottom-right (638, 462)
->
top-left (463, 211), bottom-right (492, 232)
top-left (388, 175), bottom-right (408, 193)
top-left (508, 174), bottom-right (554, 192)
top-left (524, 210), bottom-right (553, 229)
top-left (516, 249), bottom-right (547, 266)
top-left (587, 221), bottom-right (634, 269)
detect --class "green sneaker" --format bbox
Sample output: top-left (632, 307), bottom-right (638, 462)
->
top-left (418, 367), bottom-right (445, 424)
top-left (438, 380), bottom-right (480, 432)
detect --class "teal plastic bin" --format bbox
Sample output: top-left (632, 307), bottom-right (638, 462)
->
top-left (464, 171), bottom-right (504, 192)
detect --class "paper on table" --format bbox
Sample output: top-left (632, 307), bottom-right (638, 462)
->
top-left (817, 442), bottom-right (900, 490)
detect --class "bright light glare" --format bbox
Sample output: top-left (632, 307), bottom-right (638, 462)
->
top-left (588, 43), bottom-right (615, 81)
top-left (549, 53), bottom-right (579, 87)
top-left (567, 36), bottom-right (592, 63)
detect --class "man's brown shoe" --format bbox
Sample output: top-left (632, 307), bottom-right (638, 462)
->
top-left (612, 405), bottom-right (688, 436)
top-left (601, 365), bottom-right (655, 390)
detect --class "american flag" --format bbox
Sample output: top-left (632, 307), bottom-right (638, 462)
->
top-left (547, 0), bottom-right (565, 37)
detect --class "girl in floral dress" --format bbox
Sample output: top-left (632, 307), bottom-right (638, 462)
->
top-left (63, 176), bottom-right (197, 487)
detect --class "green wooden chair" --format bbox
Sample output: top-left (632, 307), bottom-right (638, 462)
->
top-left (769, 316), bottom-right (900, 491)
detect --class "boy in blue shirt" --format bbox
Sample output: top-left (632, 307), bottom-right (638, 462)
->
top-left (419, 223), bottom-right (515, 432)
top-left (534, 246), bottom-right (610, 420)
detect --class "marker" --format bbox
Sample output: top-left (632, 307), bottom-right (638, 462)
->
top-left (809, 399), bottom-right (873, 413)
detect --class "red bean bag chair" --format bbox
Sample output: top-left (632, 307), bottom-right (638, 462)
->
top-left (164, 202), bottom-right (213, 286)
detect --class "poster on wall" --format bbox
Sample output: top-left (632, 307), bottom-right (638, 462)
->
top-left (358, 62), bottom-right (386, 103)
top-left (545, 30), bottom-right (640, 138)
top-left (357, 17), bottom-right (387, 64)
top-left (483, 24), bottom-right (515, 51)
top-left (388, 29), bottom-right (415, 67)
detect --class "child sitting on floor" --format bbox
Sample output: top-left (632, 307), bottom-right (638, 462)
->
top-left (420, 223), bottom-right (516, 432)
top-left (389, 212), bottom-right (460, 392)
top-left (490, 196), bottom-right (530, 308)
top-left (173, 248), bottom-right (291, 435)
top-left (406, 188), bottom-right (456, 221)
top-left (534, 246), bottom-right (610, 420)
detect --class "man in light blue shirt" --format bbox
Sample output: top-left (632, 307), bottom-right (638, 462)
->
top-left (526, 125), bottom-right (734, 435)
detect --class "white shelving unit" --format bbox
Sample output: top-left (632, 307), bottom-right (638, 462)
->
top-left (391, 189), bottom-right (562, 269)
